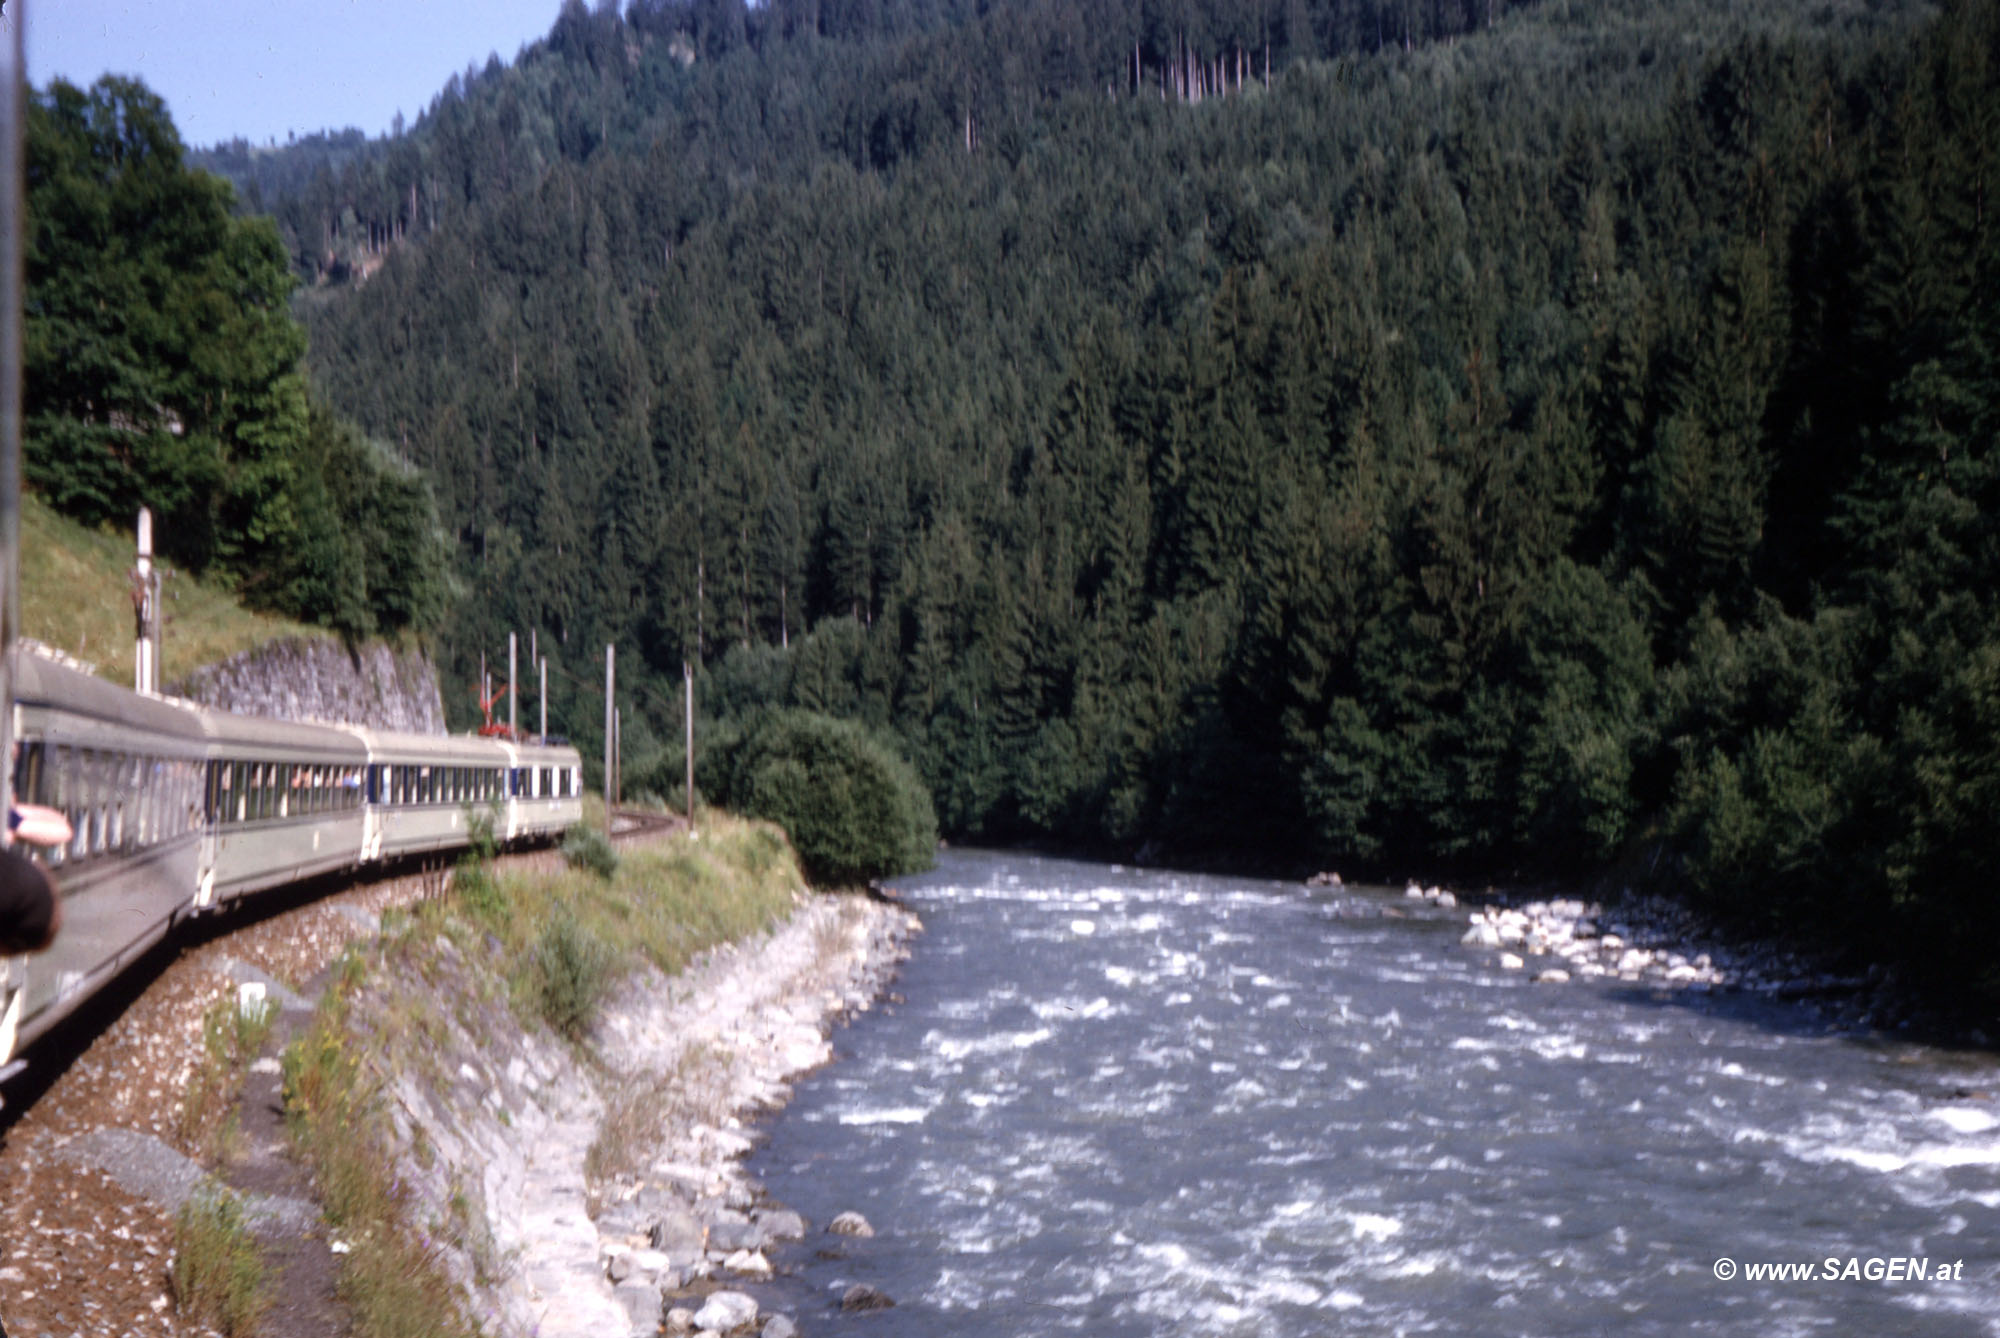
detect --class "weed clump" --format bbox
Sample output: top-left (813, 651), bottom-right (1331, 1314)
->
top-left (170, 1185), bottom-right (268, 1335)
top-left (178, 990), bottom-right (278, 1159)
top-left (562, 825), bottom-right (620, 878)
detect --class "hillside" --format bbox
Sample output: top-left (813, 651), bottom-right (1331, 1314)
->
top-left (216, 0), bottom-right (2000, 1005)
top-left (20, 492), bottom-right (329, 690)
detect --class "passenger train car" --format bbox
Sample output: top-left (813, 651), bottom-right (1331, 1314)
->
top-left (0, 652), bottom-right (583, 1072)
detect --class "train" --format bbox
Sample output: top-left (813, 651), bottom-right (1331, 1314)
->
top-left (0, 649), bottom-right (584, 1074)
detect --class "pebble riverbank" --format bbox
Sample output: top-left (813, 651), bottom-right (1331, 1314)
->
top-left (373, 887), bottom-right (922, 1338)
top-left (1415, 879), bottom-right (1991, 1044)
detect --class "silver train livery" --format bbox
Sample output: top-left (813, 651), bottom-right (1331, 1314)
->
top-left (0, 652), bottom-right (583, 1070)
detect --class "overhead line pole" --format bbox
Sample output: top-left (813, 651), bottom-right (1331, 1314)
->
top-left (684, 661), bottom-right (694, 827)
top-left (507, 632), bottom-right (517, 738)
top-left (603, 643), bottom-right (614, 833)
top-left (0, 0), bottom-right (23, 825)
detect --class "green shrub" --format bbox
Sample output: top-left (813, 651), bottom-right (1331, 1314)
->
top-left (536, 912), bottom-right (613, 1039)
top-left (716, 709), bottom-right (937, 886)
top-left (561, 825), bottom-right (620, 879)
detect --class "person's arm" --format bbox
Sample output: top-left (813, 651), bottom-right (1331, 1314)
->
top-left (10, 803), bottom-right (73, 849)
top-left (0, 847), bottom-right (61, 954)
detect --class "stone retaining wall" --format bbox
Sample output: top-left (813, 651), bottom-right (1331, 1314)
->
top-left (169, 636), bottom-right (445, 733)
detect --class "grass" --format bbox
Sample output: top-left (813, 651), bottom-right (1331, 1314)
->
top-left (488, 815), bottom-right (801, 996)
top-left (19, 490), bottom-right (327, 685)
top-left (170, 1185), bottom-right (270, 1336)
top-left (178, 991), bottom-right (280, 1163)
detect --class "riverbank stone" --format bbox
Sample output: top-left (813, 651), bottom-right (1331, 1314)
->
top-left (651, 1204), bottom-right (706, 1259)
top-left (694, 1290), bottom-right (759, 1331)
top-left (754, 1208), bottom-right (808, 1241)
top-left (614, 1279), bottom-right (664, 1328)
top-left (723, 1247), bottom-right (773, 1276)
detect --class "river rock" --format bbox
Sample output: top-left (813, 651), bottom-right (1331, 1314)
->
top-left (1462, 922), bottom-right (1501, 948)
top-left (652, 1205), bottom-right (707, 1262)
top-left (694, 1290), bottom-right (760, 1331)
top-left (723, 1248), bottom-right (773, 1277)
top-left (667, 1307), bottom-right (698, 1333)
top-left (1499, 953), bottom-right (1525, 971)
top-left (841, 1284), bottom-right (896, 1312)
top-left (707, 1216), bottom-right (762, 1253)
top-left (1533, 968), bottom-right (1571, 984)
top-left (755, 1208), bottom-right (808, 1242)
top-left (829, 1210), bottom-right (875, 1237)
top-left (762, 1318), bottom-right (799, 1338)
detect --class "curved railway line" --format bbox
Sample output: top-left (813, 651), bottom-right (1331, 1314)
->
top-left (0, 812), bottom-right (688, 1338)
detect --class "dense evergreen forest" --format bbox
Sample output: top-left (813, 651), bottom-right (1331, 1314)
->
top-left (23, 79), bottom-right (451, 640)
top-left (210, 0), bottom-right (2000, 1002)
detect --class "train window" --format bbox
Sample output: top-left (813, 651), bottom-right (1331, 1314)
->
top-left (13, 742), bottom-right (41, 809)
top-left (107, 758), bottom-right (122, 853)
top-left (82, 750), bottom-right (99, 856)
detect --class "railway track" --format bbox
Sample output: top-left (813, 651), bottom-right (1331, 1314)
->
top-left (609, 805), bottom-right (686, 839)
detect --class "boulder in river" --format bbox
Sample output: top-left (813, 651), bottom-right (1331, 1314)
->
top-left (829, 1210), bottom-right (875, 1237)
top-left (841, 1283), bottom-right (896, 1312)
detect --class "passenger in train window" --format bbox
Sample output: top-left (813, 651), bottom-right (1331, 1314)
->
top-left (9, 742), bottom-right (72, 854)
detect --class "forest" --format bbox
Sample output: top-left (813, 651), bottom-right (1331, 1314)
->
top-left (23, 78), bottom-right (451, 641)
top-left (186, 0), bottom-right (2000, 1003)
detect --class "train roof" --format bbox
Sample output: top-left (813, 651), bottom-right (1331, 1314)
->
top-left (197, 704), bottom-right (371, 760)
top-left (340, 726), bottom-right (515, 766)
top-left (13, 651), bottom-right (209, 742)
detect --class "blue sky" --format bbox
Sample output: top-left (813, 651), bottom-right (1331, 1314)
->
top-left (25, 0), bottom-right (571, 148)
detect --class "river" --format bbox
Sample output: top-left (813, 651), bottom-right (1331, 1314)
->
top-left (746, 850), bottom-right (2000, 1336)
